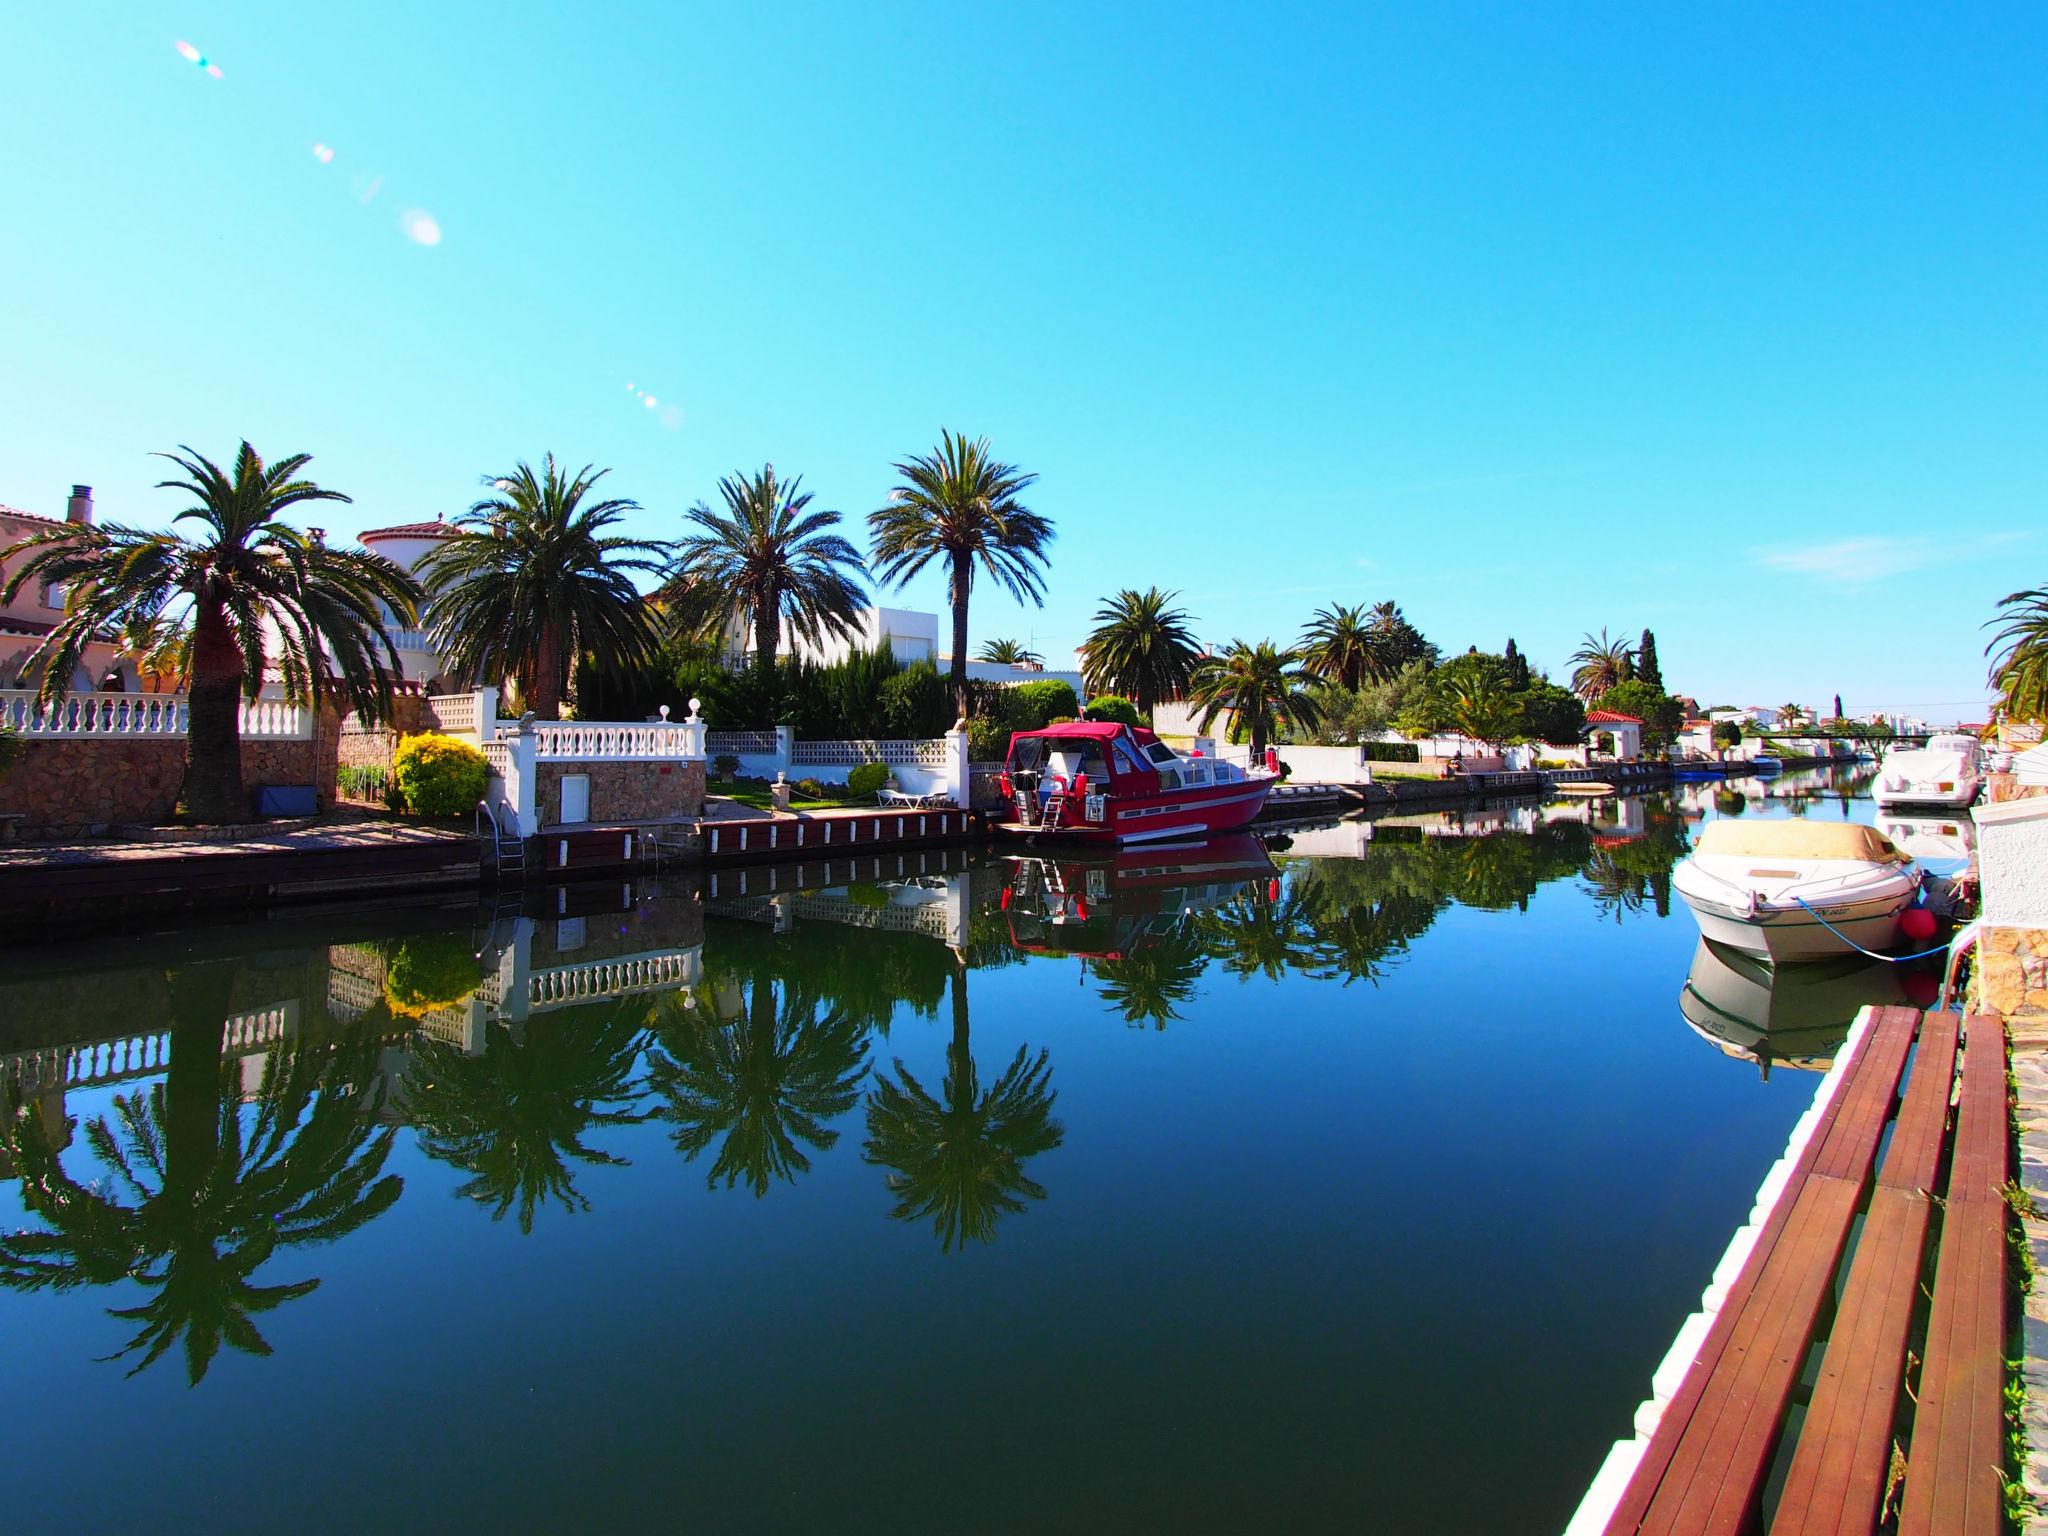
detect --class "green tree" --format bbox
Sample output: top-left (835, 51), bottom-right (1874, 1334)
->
top-left (1298, 604), bottom-right (1376, 692)
top-left (1362, 600), bottom-right (1434, 679)
top-left (1568, 629), bottom-right (1637, 701)
top-left (1636, 628), bottom-right (1663, 690)
top-left (863, 963), bottom-right (1062, 1251)
top-left (402, 1002), bottom-right (649, 1233)
top-left (1711, 719), bottom-right (1743, 750)
top-left (1502, 638), bottom-right (1530, 691)
top-left (0, 986), bottom-right (402, 1384)
top-left (1079, 587), bottom-right (1203, 718)
top-left (646, 969), bottom-right (869, 1197)
top-left (976, 638), bottom-right (1043, 667)
top-left (869, 431), bottom-right (1051, 719)
top-left (667, 464), bottom-right (869, 677)
top-left (1986, 585), bottom-right (2048, 723)
top-left (1592, 679), bottom-right (1685, 751)
top-left (1187, 640), bottom-right (1322, 760)
top-left (1446, 681), bottom-right (1522, 750)
top-left (1516, 679), bottom-right (1586, 745)
top-left (1, 442), bottom-right (421, 822)
top-left (421, 456), bottom-right (667, 720)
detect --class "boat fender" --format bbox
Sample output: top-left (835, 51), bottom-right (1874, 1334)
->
top-left (1899, 907), bottom-right (1937, 944)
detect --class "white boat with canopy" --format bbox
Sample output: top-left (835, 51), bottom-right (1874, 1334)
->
top-left (1872, 733), bottom-right (1982, 809)
top-left (1671, 821), bottom-right (1922, 963)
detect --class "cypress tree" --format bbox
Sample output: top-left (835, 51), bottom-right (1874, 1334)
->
top-left (1503, 638), bottom-right (1530, 690)
top-left (1636, 628), bottom-right (1663, 690)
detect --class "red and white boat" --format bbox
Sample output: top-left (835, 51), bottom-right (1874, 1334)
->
top-left (993, 721), bottom-right (1280, 845)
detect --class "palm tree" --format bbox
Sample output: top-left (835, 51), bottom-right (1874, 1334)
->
top-left (0, 442), bottom-right (422, 822)
top-left (862, 963), bottom-right (1062, 1250)
top-left (0, 987), bottom-right (403, 1384)
top-left (1079, 587), bottom-right (1203, 717)
top-left (1298, 604), bottom-right (1375, 691)
top-left (645, 968), bottom-right (870, 1197)
top-left (119, 607), bottom-right (191, 693)
top-left (1362, 600), bottom-right (1432, 680)
top-left (1448, 681), bottom-right (1522, 751)
top-left (1200, 884), bottom-right (1325, 984)
top-left (975, 637), bottom-right (1043, 668)
top-left (1775, 702), bottom-right (1807, 730)
top-left (869, 431), bottom-right (1051, 718)
top-left (1987, 586), bottom-right (2048, 723)
top-left (1568, 629), bottom-right (1637, 701)
top-left (401, 1001), bottom-right (649, 1233)
top-left (420, 456), bottom-right (667, 719)
top-left (667, 464), bottom-right (869, 677)
top-left (1187, 640), bottom-right (1322, 761)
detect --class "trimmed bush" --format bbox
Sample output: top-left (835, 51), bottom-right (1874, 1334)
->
top-left (968, 718), bottom-right (1012, 762)
top-left (382, 931), bottom-right (480, 1018)
top-left (1360, 741), bottom-right (1421, 763)
top-left (881, 662), bottom-right (951, 738)
top-left (794, 777), bottom-right (831, 799)
top-left (392, 734), bottom-right (488, 818)
top-left (711, 753), bottom-right (741, 781)
top-left (0, 722), bottom-right (23, 786)
top-left (847, 762), bottom-right (890, 798)
top-left (1007, 679), bottom-right (1079, 731)
top-left (1084, 694), bottom-right (1142, 728)
top-left (1047, 715), bottom-right (1077, 726)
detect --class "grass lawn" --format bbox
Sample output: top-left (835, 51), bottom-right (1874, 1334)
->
top-left (1364, 762), bottom-right (1450, 779)
top-left (709, 782), bottom-right (865, 813)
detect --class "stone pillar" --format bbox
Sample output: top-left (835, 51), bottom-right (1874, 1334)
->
top-left (774, 725), bottom-right (794, 779)
top-left (504, 718), bottom-right (540, 836)
top-left (474, 686), bottom-right (498, 744)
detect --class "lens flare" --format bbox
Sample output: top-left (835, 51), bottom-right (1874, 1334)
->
top-left (312, 143), bottom-right (335, 164)
top-left (659, 404), bottom-right (684, 432)
top-left (173, 40), bottom-right (222, 77)
top-left (398, 209), bottom-right (442, 247)
top-left (643, 395), bottom-right (658, 409)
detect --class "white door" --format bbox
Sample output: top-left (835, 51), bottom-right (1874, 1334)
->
top-left (559, 773), bottom-right (590, 824)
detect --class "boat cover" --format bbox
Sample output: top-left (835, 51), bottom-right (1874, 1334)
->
top-left (1694, 821), bottom-right (1909, 863)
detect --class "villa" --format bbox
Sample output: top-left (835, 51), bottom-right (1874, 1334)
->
top-left (0, 486), bottom-right (139, 692)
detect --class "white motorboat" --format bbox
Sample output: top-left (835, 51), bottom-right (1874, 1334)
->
top-left (1872, 733), bottom-right (1982, 808)
top-left (1672, 820), bottom-right (1922, 963)
top-left (1874, 812), bottom-right (1976, 865)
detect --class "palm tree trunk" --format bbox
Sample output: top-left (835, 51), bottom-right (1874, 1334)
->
top-left (162, 960), bottom-right (237, 1199)
top-left (1248, 714), bottom-right (1267, 763)
top-left (754, 599), bottom-right (778, 678)
top-left (182, 596), bottom-right (246, 824)
top-left (950, 964), bottom-right (971, 1068)
top-left (948, 558), bottom-right (971, 721)
top-left (531, 622), bottom-right (563, 720)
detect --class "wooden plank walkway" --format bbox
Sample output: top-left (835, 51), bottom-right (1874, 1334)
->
top-left (1571, 1006), bottom-right (2013, 1536)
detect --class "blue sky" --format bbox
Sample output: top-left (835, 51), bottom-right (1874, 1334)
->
top-left (3, 4), bottom-right (2041, 722)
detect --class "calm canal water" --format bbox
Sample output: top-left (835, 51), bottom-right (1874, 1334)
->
top-left (1, 766), bottom-right (1954, 1534)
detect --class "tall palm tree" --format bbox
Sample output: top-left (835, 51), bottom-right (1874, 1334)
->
top-left (1079, 587), bottom-right (1203, 717)
top-left (401, 1002), bottom-right (649, 1233)
top-left (1362, 600), bottom-right (1432, 680)
top-left (1, 442), bottom-right (421, 822)
top-left (645, 968), bottom-right (870, 1197)
top-left (0, 992), bottom-right (403, 1384)
top-left (1568, 629), bottom-right (1637, 701)
top-left (1987, 585), bottom-right (2048, 723)
top-left (1775, 702), bottom-right (1807, 730)
top-left (1187, 640), bottom-right (1322, 761)
top-left (1448, 681), bottom-right (1522, 751)
top-left (869, 431), bottom-right (1051, 718)
top-left (1298, 603), bottom-right (1375, 691)
top-left (975, 638), bottom-right (1043, 667)
top-left (420, 456), bottom-right (667, 720)
top-left (667, 464), bottom-right (869, 677)
top-left (862, 963), bottom-right (1062, 1251)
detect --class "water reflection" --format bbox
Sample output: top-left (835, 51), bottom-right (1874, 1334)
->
top-left (1679, 938), bottom-right (1909, 1077)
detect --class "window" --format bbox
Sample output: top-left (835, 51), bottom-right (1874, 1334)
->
top-left (39, 582), bottom-right (65, 611)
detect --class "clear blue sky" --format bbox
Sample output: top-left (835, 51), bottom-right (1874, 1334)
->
top-left (3, 4), bottom-right (2041, 722)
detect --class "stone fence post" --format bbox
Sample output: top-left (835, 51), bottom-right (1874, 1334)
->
top-left (946, 724), bottom-right (971, 808)
top-left (504, 717), bottom-right (540, 836)
top-left (774, 725), bottom-right (794, 779)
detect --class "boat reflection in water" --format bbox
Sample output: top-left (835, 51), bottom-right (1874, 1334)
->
top-left (1874, 811), bottom-right (1977, 865)
top-left (1000, 834), bottom-right (1279, 962)
top-left (1679, 937), bottom-right (1925, 1078)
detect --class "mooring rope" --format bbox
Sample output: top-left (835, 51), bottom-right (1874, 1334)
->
top-left (1791, 897), bottom-right (1952, 963)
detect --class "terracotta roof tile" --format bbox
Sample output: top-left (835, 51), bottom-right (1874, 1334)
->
top-left (1584, 709), bottom-right (1643, 724)
top-left (0, 502), bottom-right (65, 527)
top-left (360, 519), bottom-right (455, 541)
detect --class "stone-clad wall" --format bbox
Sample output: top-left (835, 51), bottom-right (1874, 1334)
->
top-left (0, 711), bottom-right (341, 835)
top-left (533, 759), bottom-right (706, 829)
top-left (1983, 927), bottom-right (2048, 1020)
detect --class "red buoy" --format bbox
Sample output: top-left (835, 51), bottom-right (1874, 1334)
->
top-left (1899, 907), bottom-right (1937, 944)
top-left (1901, 970), bottom-right (1940, 1007)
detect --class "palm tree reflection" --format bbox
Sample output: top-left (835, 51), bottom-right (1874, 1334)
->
top-left (647, 965), bottom-right (870, 1196)
top-left (401, 1000), bottom-right (648, 1233)
top-left (0, 971), bottom-right (401, 1384)
top-left (863, 964), bottom-right (1062, 1251)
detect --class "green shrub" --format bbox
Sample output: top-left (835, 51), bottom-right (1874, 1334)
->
top-left (846, 881), bottom-right (893, 908)
top-left (392, 734), bottom-right (488, 818)
top-left (0, 723), bottom-right (23, 786)
top-left (335, 763), bottom-right (392, 802)
top-left (881, 661), bottom-right (951, 738)
top-left (968, 718), bottom-right (1013, 762)
top-left (1047, 715), bottom-right (1077, 726)
top-left (1084, 694), bottom-right (1142, 728)
top-left (711, 752), bottom-right (740, 781)
top-left (795, 776), bottom-right (832, 799)
top-left (382, 931), bottom-right (480, 1017)
top-left (1008, 679), bottom-right (1079, 731)
top-left (847, 762), bottom-right (890, 798)
top-left (1360, 740), bottom-right (1421, 763)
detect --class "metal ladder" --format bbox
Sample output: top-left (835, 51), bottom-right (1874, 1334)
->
top-left (475, 800), bottom-right (527, 883)
top-left (1040, 791), bottom-right (1067, 833)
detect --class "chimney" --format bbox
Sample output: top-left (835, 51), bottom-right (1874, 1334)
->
top-left (65, 485), bottom-right (93, 524)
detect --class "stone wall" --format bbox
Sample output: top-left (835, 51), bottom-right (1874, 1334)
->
top-left (1982, 927), bottom-right (2048, 1020)
top-left (533, 759), bottom-right (706, 829)
top-left (0, 711), bottom-right (341, 836)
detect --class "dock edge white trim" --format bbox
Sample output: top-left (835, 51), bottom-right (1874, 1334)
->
top-left (1558, 1005), bottom-right (1879, 1536)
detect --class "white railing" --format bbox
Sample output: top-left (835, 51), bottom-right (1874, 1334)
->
top-left (792, 738), bottom-right (950, 768)
top-left (0, 1006), bottom-right (294, 1096)
top-left (527, 721), bottom-right (697, 760)
top-left (422, 693), bottom-right (481, 735)
top-left (705, 730), bottom-right (779, 755)
top-left (0, 689), bottom-right (311, 740)
top-left (388, 627), bottom-right (434, 652)
top-left (527, 949), bottom-right (701, 1012)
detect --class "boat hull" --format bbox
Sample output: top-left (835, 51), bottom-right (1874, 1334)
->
top-left (995, 777), bottom-right (1276, 845)
top-left (1871, 780), bottom-right (1979, 809)
top-left (1673, 880), bottom-right (1918, 962)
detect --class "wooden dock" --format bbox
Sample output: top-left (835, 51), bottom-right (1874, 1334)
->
top-left (1569, 1005), bottom-right (2012, 1536)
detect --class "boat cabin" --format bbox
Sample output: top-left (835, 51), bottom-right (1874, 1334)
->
top-left (1001, 721), bottom-right (1250, 807)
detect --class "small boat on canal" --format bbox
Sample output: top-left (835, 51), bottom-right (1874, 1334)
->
top-left (1671, 820), bottom-right (1923, 963)
top-left (993, 721), bottom-right (1279, 845)
top-left (1872, 731), bottom-right (1983, 808)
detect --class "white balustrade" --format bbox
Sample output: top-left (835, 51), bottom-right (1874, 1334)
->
top-left (791, 737), bottom-right (951, 768)
top-left (526, 721), bottom-right (698, 760)
top-left (705, 730), bottom-right (780, 756)
top-left (526, 949), bottom-right (701, 1011)
top-left (422, 692), bottom-right (481, 736)
top-left (0, 689), bottom-right (311, 740)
